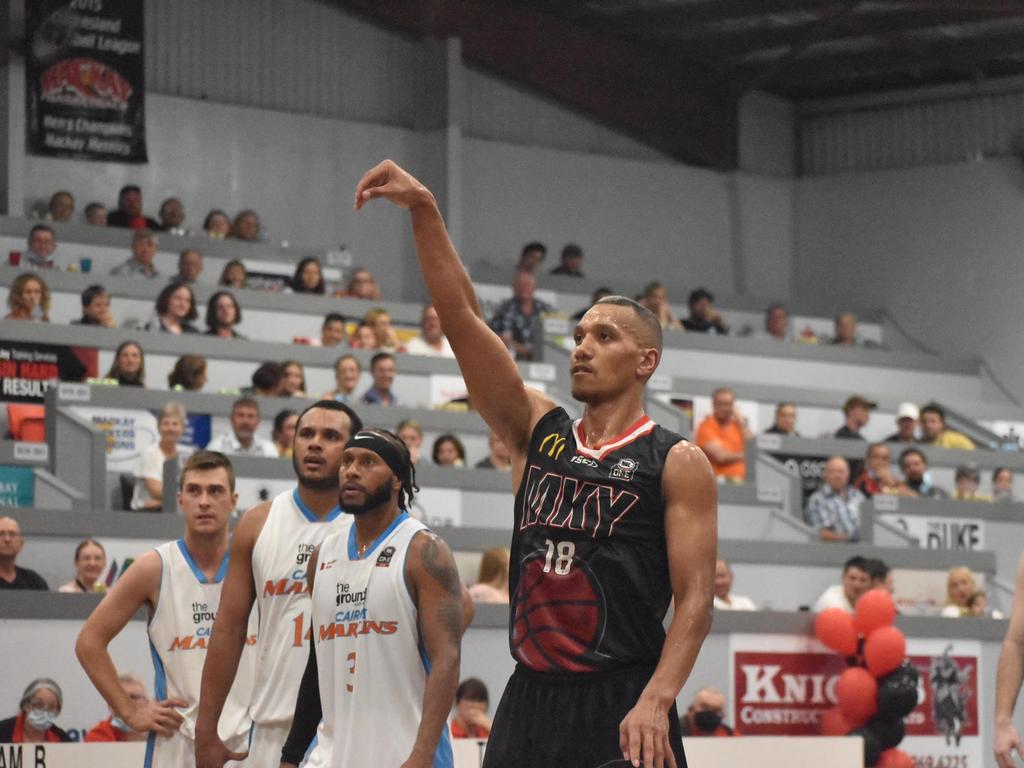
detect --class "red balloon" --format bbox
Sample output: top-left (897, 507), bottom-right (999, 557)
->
top-left (877, 748), bottom-right (914, 768)
top-left (855, 588), bottom-right (897, 637)
top-left (865, 626), bottom-right (907, 678)
top-left (820, 705), bottom-right (852, 736)
top-left (837, 667), bottom-right (878, 726)
top-left (815, 608), bottom-right (859, 656)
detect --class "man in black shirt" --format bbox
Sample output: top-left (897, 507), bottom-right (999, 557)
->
top-left (765, 402), bottom-right (799, 436)
top-left (550, 243), bottom-right (585, 277)
top-left (0, 517), bottom-right (48, 590)
top-left (835, 395), bottom-right (876, 439)
top-left (682, 288), bottom-right (729, 334)
top-left (71, 284), bottom-right (116, 327)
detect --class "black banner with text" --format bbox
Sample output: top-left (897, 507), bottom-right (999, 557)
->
top-left (26, 0), bottom-right (146, 162)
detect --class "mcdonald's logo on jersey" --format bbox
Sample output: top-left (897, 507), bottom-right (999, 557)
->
top-left (540, 433), bottom-right (566, 459)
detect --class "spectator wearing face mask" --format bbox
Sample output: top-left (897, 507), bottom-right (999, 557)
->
top-left (0, 678), bottom-right (72, 742)
top-left (679, 687), bottom-right (739, 737)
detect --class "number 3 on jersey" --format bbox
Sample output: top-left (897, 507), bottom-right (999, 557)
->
top-left (542, 539), bottom-right (575, 575)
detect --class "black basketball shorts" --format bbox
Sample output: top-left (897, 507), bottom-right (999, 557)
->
top-left (481, 664), bottom-right (687, 768)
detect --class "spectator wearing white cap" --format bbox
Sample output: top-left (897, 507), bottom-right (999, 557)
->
top-left (886, 403), bottom-right (919, 443)
top-left (0, 678), bottom-right (72, 742)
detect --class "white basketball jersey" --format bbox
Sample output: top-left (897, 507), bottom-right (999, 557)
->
top-left (308, 512), bottom-right (454, 768)
top-left (147, 540), bottom-right (254, 744)
top-left (250, 488), bottom-right (350, 724)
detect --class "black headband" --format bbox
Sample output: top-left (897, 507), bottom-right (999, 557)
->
top-left (345, 430), bottom-right (408, 484)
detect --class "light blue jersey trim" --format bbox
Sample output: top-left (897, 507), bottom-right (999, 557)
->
top-left (146, 637), bottom-right (169, 768)
top-left (175, 538), bottom-right (229, 584)
top-left (346, 511), bottom-right (409, 560)
top-left (293, 487), bottom-right (342, 523)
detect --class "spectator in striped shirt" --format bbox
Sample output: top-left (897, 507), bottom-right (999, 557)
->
top-left (804, 456), bottom-right (865, 543)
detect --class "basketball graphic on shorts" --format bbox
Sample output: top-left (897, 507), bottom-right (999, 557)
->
top-left (511, 553), bottom-right (605, 672)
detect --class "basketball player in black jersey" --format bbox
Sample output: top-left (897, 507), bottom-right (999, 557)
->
top-left (355, 161), bottom-right (717, 768)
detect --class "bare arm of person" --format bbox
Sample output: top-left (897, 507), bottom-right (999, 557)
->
top-left (619, 443), bottom-right (717, 768)
top-left (401, 531), bottom-right (465, 768)
top-left (76, 551), bottom-right (187, 736)
top-left (697, 439), bottom-right (742, 465)
top-left (996, 552), bottom-right (1024, 768)
top-left (355, 160), bottom-right (553, 464)
top-left (195, 503), bottom-right (269, 768)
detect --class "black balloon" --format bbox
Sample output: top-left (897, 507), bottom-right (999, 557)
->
top-left (878, 661), bottom-right (919, 720)
top-left (868, 716), bottom-right (906, 749)
top-left (851, 727), bottom-right (883, 767)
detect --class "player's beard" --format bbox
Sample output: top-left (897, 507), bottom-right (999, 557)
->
top-left (340, 479), bottom-right (393, 515)
top-left (292, 453), bottom-right (338, 491)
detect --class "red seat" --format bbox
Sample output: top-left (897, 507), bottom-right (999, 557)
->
top-left (7, 404), bottom-right (46, 443)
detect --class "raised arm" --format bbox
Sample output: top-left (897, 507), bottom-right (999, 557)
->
top-left (996, 551), bottom-right (1024, 768)
top-left (620, 442), bottom-right (717, 768)
top-left (403, 531), bottom-right (465, 768)
top-left (76, 551), bottom-right (187, 736)
top-left (195, 505), bottom-right (267, 768)
top-left (355, 161), bottom-right (553, 457)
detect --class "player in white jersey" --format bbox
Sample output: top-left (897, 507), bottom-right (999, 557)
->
top-left (196, 401), bottom-right (362, 768)
top-left (77, 451), bottom-right (254, 768)
top-left (280, 428), bottom-right (465, 768)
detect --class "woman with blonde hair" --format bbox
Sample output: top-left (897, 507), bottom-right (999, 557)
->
top-left (362, 307), bottom-right (401, 350)
top-left (131, 401), bottom-right (193, 511)
top-left (468, 547), bottom-right (510, 604)
top-left (58, 539), bottom-right (108, 594)
top-left (940, 566), bottom-right (976, 617)
top-left (5, 273), bottom-right (50, 321)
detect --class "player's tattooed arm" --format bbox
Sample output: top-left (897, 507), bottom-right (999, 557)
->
top-left (420, 532), bottom-right (466, 644)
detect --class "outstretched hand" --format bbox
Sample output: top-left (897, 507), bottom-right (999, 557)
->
top-left (354, 160), bottom-right (434, 212)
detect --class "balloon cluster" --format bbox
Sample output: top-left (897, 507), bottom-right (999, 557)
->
top-left (815, 589), bottom-right (920, 768)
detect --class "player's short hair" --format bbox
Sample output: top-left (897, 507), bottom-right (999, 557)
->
top-left (180, 450), bottom-right (236, 492)
top-left (296, 399), bottom-right (363, 436)
top-left (593, 295), bottom-right (663, 354)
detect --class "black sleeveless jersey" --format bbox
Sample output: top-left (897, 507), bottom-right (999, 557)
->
top-left (508, 406), bottom-right (684, 675)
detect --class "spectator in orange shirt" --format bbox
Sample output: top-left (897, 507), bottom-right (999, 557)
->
top-left (695, 388), bottom-right (753, 482)
top-left (450, 678), bottom-right (492, 739)
top-left (84, 674), bottom-right (149, 742)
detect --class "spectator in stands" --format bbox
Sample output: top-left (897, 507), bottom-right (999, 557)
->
top-left (854, 442), bottom-right (903, 498)
top-left (157, 197), bottom-right (186, 234)
top-left (405, 304), bottom-right (455, 357)
top-left (107, 184), bottom-right (159, 230)
top-left (5, 273), bottom-right (49, 322)
top-left (203, 209), bottom-right (232, 239)
top-left (174, 249), bottom-right (203, 284)
top-left (489, 270), bottom-right (552, 361)
top-left (967, 591), bottom-right (989, 617)
top-left (219, 259), bottom-right (247, 288)
top-left (830, 312), bottom-right (859, 346)
top-left (396, 419), bottom-right (424, 465)
top-left (84, 202), bottom-right (108, 226)
top-left (362, 308), bottom-right (401, 350)
top-left (683, 288), bottom-right (729, 334)
top-left (73, 284), bottom-right (116, 327)
top-left (804, 456), bottom-right (865, 542)
top-left (550, 243), bottom-right (585, 277)
top-left (46, 191), bottom-right (75, 223)
top-left (469, 547), bottom-right (510, 603)
top-left (58, 539), bottom-right (107, 594)
top-left (475, 430), bottom-right (512, 471)
top-left (207, 396), bottom-right (278, 457)
top-left (764, 402), bottom-right (798, 435)
top-left (319, 313), bottom-right (348, 347)
top-left (920, 403), bottom-right (975, 450)
top-left (272, 409), bottom-right (298, 458)
top-left (695, 387), bottom-right (753, 482)
top-left (361, 351), bottom-right (398, 406)
top-left (835, 395), bottom-right (875, 439)
top-left (323, 354), bottom-right (361, 403)
top-left (866, 558), bottom-right (894, 594)
top-left (713, 558), bottom-right (755, 610)
top-left (85, 674), bottom-right (148, 742)
top-left (110, 229), bottom-right (159, 279)
top-left (25, 224), bottom-right (57, 269)
top-left (350, 321), bottom-right (378, 349)
top-left (433, 434), bottom-right (466, 467)
top-left (638, 281), bottom-right (683, 331)
top-left (516, 241), bottom-right (547, 274)
top-left (451, 678), bottom-right (492, 739)
top-left (760, 302), bottom-right (791, 341)
top-left (147, 281), bottom-right (200, 335)
top-left (993, 467), bottom-right (1015, 502)
top-left (231, 209), bottom-right (262, 241)
top-left (280, 360), bottom-right (307, 398)
top-left (571, 287), bottom-right (614, 321)
top-left (679, 688), bottom-right (739, 737)
top-left (896, 447), bottom-right (948, 499)
top-left (168, 354), bottom-right (207, 392)
top-left (106, 341), bottom-right (145, 387)
top-left (334, 267), bottom-right (382, 300)
top-left (812, 556), bottom-right (872, 613)
top-left (247, 362), bottom-right (283, 397)
top-left (205, 290), bottom-right (244, 339)
top-left (0, 517), bottom-right (48, 590)
top-left (886, 402), bottom-right (919, 443)
top-left (0, 679), bottom-right (71, 742)
top-left (291, 256), bottom-right (326, 294)
top-left (131, 401), bottom-right (192, 510)
top-left (941, 567), bottom-right (980, 618)
top-left (954, 465), bottom-right (990, 502)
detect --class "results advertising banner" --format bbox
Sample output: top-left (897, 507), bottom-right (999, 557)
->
top-left (0, 340), bottom-right (94, 402)
top-left (730, 634), bottom-right (981, 767)
top-left (26, 0), bottom-right (146, 162)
